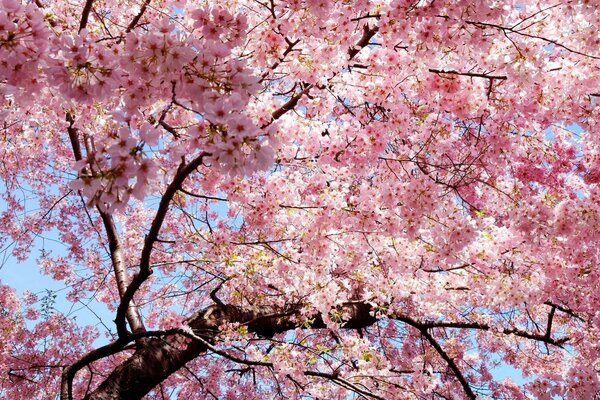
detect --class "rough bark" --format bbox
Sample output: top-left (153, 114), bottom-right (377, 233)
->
top-left (84, 302), bottom-right (376, 399)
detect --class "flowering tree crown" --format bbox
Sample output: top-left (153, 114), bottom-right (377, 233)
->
top-left (0, 0), bottom-right (599, 399)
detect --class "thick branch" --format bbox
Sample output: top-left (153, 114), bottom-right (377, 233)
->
top-left (544, 301), bottom-right (586, 322)
top-left (62, 329), bottom-right (183, 400)
top-left (266, 84), bottom-right (313, 124)
top-left (98, 209), bottom-right (146, 334)
top-left (66, 113), bottom-right (144, 334)
top-left (114, 152), bottom-right (210, 338)
top-left (66, 113), bottom-right (145, 336)
top-left (79, 0), bottom-right (95, 32)
top-left (66, 113), bottom-right (82, 161)
top-left (85, 302), bottom-right (374, 399)
top-left (545, 305), bottom-right (556, 340)
top-left (62, 338), bottom-right (128, 400)
top-left (348, 24), bottom-right (379, 59)
top-left (85, 301), bottom-right (571, 399)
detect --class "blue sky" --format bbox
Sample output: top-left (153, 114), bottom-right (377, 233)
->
top-left (0, 221), bottom-right (115, 343)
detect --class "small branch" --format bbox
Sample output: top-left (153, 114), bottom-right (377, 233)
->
top-left (260, 38), bottom-right (301, 82)
top-left (181, 328), bottom-right (385, 400)
top-left (126, 0), bottom-right (151, 33)
top-left (179, 187), bottom-right (228, 202)
top-left (508, 2), bottom-right (564, 31)
top-left (350, 13), bottom-right (381, 22)
top-left (465, 20), bottom-right (600, 60)
top-left (265, 84), bottom-right (313, 126)
top-left (178, 330), bottom-right (386, 400)
top-left (279, 204), bottom-right (325, 210)
top-left (428, 69), bottom-right (507, 80)
top-left (98, 207), bottom-right (146, 335)
top-left (419, 328), bottom-right (476, 400)
top-left (263, 23), bottom-right (378, 128)
top-left (179, 328), bottom-right (272, 367)
top-left (422, 263), bottom-right (471, 273)
top-left (158, 119), bottom-right (179, 137)
top-left (544, 301), bottom-right (586, 322)
top-left (395, 314), bottom-right (569, 347)
top-left (305, 371), bottom-right (386, 400)
top-left (8, 370), bottom-right (37, 384)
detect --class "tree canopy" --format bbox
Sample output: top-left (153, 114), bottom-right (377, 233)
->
top-left (0, 0), bottom-right (599, 399)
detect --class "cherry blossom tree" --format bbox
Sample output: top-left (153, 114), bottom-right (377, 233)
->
top-left (0, 0), bottom-right (599, 399)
